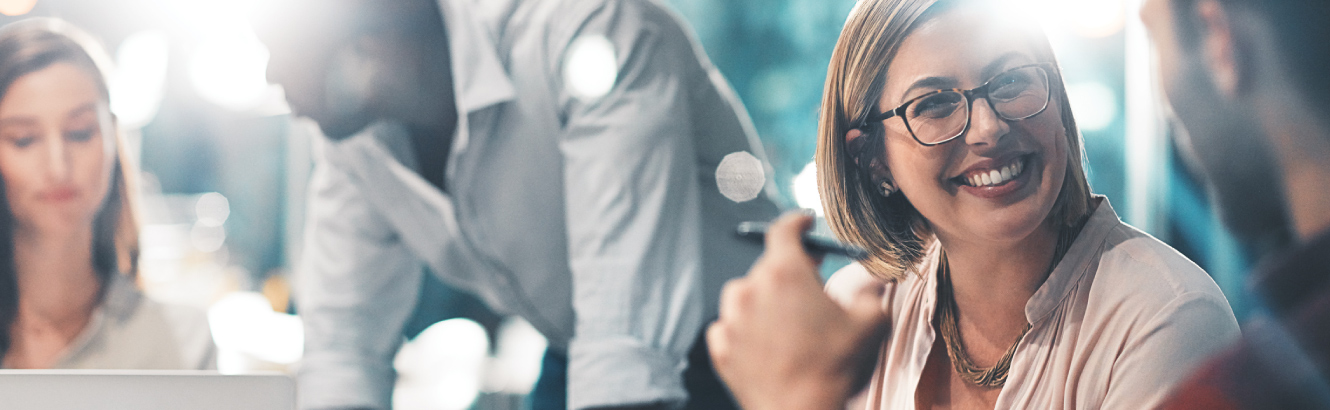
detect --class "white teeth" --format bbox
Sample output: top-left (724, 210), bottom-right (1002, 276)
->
top-left (966, 158), bottom-right (1027, 187)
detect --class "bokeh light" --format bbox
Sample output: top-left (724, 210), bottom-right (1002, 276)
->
top-left (716, 151), bottom-right (767, 203)
top-left (190, 222), bottom-right (226, 253)
top-left (196, 192), bottom-right (231, 226)
top-left (564, 35), bottom-right (618, 101)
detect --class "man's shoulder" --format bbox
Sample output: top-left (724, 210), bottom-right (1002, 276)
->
top-left (1157, 316), bottom-right (1330, 409)
top-left (491, 0), bottom-right (693, 48)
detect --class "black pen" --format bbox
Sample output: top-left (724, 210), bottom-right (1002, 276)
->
top-left (735, 221), bottom-right (871, 260)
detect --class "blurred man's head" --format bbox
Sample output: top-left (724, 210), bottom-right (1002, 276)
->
top-left (1139, 0), bottom-right (1330, 246)
top-left (255, 0), bottom-right (453, 139)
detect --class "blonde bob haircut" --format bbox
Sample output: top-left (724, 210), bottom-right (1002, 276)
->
top-left (817, 0), bottom-right (1092, 281)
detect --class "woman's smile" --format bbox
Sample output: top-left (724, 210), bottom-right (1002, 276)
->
top-left (871, 8), bottom-right (1070, 244)
top-left (36, 185), bottom-right (79, 202)
top-left (950, 152), bottom-right (1040, 200)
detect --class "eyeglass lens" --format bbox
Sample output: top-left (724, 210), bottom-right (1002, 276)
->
top-left (906, 65), bottom-right (1050, 145)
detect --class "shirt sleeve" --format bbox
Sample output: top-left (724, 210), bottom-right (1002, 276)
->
top-left (1100, 291), bottom-right (1240, 409)
top-left (295, 143), bottom-right (422, 410)
top-left (555, 1), bottom-right (715, 408)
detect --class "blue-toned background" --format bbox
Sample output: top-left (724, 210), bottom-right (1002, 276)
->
top-left (662, 0), bottom-right (1252, 319)
top-left (0, 0), bottom-right (1258, 407)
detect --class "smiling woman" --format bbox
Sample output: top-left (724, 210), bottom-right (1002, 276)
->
top-left (0, 18), bottom-right (215, 370)
top-left (707, 0), bottom-right (1242, 408)
top-left (820, 1), bottom-right (1091, 281)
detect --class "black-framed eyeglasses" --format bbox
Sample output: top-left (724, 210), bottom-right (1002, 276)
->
top-left (862, 63), bottom-right (1056, 146)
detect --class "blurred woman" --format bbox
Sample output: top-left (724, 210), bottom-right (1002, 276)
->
top-left (0, 18), bottom-right (214, 369)
top-left (708, 0), bottom-right (1239, 408)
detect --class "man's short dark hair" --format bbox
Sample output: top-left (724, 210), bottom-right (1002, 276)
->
top-left (1173, 0), bottom-right (1330, 117)
top-left (271, 0), bottom-right (443, 37)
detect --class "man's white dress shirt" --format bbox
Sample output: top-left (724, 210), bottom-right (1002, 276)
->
top-left (295, 0), bottom-right (781, 408)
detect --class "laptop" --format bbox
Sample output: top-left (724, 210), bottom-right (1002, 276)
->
top-left (0, 370), bottom-right (295, 410)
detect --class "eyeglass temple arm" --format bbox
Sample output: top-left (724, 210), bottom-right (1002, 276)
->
top-left (862, 106), bottom-right (901, 127)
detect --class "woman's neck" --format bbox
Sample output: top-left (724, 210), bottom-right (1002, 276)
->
top-left (935, 219), bottom-right (1061, 333)
top-left (11, 226), bottom-right (101, 334)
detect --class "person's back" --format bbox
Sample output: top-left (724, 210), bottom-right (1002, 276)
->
top-left (461, 0), bottom-right (781, 321)
top-left (1139, 0), bottom-right (1330, 407)
top-left (258, 0), bottom-right (778, 408)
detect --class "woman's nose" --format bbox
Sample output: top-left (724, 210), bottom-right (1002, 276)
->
top-left (45, 132), bottom-right (71, 182)
top-left (963, 97), bottom-right (1010, 147)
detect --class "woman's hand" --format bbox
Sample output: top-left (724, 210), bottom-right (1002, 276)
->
top-left (707, 212), bottom-right (891, 410)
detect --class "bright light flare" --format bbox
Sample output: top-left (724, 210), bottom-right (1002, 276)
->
top-left (394, 319), bottom-right (489, 410)
top-left (164, 0), bottom-right (272, 34)
top-left (484, 318), bottom-right (548, 395)
top-left (111, 30), bottom-right (170, 129)
top-left (189, 29), bottom-right (276, 111)
top-left (1064, 0), bottom-right (1128, 38)
top-left (208, 291), bottom-right (304, 370)
top-left (0, 0), bottom-right (36, 16)
top-left (1000, 0), bottom-right (1127, 38)
top-left (1067, 82), bottom-right (1119, 131)
top-left (793, 161), bottom-right (823, 216)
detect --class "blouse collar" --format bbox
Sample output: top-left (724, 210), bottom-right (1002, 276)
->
top-left (1024, 196), bottom-right (1117, 324)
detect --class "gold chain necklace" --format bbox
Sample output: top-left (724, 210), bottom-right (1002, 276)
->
top-left (936, 223), bottom-right (1079, 388)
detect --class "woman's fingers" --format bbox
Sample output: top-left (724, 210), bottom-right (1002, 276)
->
top-left (753, 212), bottom-right (821, 285)
top-left (707, 212), bottom-right (878, 410)
top-left (846, 281), bottom-right (890, 325)
top-left (706, 322), bottom-right (730, 369)
top-left (762, 212), bottom-right (815, 259)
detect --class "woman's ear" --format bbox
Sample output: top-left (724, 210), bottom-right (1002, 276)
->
top-left (855, 130), bottom-right (889, 174)
top-left (1195, 0), bottom-right (1242, 98)
top-left (870, 156), bottom-right (896, 196)
top-left (846, 127), bottom-right (896, 195)
top-left (845, 127), bottom-right (864, 142)
top-left (845, 128), bottom-right (873, 168)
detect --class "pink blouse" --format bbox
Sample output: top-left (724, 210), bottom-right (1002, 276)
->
top-left (826, 200), bottom-right (1239, 409)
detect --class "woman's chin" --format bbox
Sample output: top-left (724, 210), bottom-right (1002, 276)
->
top-left (19, 212), bottom-right (98, 236)
top-left (953, 200), bottom-right (1056, 245)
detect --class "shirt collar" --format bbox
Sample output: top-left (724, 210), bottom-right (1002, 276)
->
top-left (436, 0), bottom-right (516, 115)
top-left (1025, 196), bottom-right (1117, 324)
top-left (100, 272), bottom-right (142, 323)
top-left (49, 273), bottom-right (140, 368)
